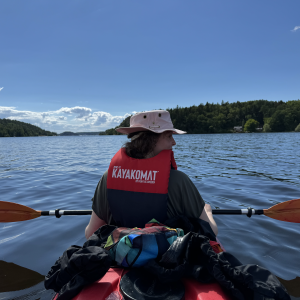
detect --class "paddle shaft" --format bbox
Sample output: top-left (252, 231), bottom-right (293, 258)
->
top-left (41, 210), bottom-right (93, 216)
top-left (40, 209), bottom-right (264, 216)
top-left (212, 209), bottom-right (264, 215)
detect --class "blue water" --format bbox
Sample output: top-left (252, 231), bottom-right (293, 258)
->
top-left (0, 133), bottom-right (300, 299)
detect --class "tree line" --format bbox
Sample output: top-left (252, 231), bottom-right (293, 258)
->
top-left (0, 119), bottom-right (57, 137)
top-left (59, 131), bottom-right (103, 136)
top-left (103, 99), bottom-right (300, 134)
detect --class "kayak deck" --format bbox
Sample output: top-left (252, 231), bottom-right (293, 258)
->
top-left (67, 268), bottom-right (230, 300)
top-left (53, 239), bottom-right (228, 300)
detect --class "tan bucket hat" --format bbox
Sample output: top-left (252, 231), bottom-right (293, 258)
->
top-left (116, 110), bottom-right (186, 135)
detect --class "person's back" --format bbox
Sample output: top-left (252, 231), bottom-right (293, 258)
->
top-left (85, 110), bottom-right (218, 238)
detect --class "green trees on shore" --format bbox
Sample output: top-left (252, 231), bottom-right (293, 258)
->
top-left (0, 119), bottom-right (57, 137)
top-left (244, 119), bottom-right (259, 132)
top-left (263, 124), bottom-right (272, 132)
top-left (104, 99), bottom-right (300, 134)
top-left (3, 100), bottom-right (300, 138)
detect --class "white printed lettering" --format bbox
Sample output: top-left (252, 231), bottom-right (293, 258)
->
top-left (112, 168), bottom-right (159, 182)
top-left (125, 169), bottom-right (131, 179)
top-left (147, 171), bottom-right (152, 181)
top-left (131, 170), bottom-right (136, 179)
top-left (136, 170), bottom-right (141, 180)
top-left (141, 170), bottom-right (147, 180)
top-left (117, 169), bottom-right (122, 178)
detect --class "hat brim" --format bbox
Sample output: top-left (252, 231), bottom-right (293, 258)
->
top-left (116, 126), bottom-right (186, 135)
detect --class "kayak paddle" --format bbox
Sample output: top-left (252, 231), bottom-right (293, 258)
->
top-left (0, 199), bottom-right (299, 223)
top-left (0, 201), bottom-right (92, 222)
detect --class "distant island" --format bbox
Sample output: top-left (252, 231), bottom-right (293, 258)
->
top-left (59, 131), bottom-right (104, 136)
top-left (103, 99), bottom-right (300, 134)
top-left (0, 119), bottom-right (57, 137)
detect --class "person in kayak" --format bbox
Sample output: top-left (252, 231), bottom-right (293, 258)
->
top-left (85, 110), bottom-right (218, 239)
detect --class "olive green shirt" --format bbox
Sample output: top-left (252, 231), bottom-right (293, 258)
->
top-left (92, 169), bottom-right (205, 225)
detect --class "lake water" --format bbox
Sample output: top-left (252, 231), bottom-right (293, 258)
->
top-left (0, 133), bottom-right (300, 299)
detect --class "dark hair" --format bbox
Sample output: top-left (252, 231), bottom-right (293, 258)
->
top-left (123, 131), bottom-right (161, 159)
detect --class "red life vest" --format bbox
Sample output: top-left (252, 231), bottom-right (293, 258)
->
top-left (107, 148), bottom-right (177, 228)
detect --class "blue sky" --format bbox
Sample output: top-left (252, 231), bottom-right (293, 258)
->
top-left (0, 0), bottom-right (299, 133)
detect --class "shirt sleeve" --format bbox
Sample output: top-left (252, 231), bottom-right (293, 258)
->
top-left (91, 170), bottom-right (113, 224)
top-left (167, 169), bottom-right (205, 219)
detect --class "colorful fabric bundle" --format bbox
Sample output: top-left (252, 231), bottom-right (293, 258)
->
top-left (104, 219), bottom-right (184, 267)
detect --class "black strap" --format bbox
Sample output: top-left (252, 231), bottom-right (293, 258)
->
top-left (55, 209), bottom-right (62, 218)
top-left (247, 207), bottom-right (253, 218)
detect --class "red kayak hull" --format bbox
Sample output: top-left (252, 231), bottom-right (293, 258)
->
top-left (53, 239), bottom-right (229, 300)
top-left (65, 268), bottom-right (230, 300)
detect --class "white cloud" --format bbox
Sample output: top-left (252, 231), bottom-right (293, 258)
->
top-left (0, 87), bottom-right (3, 91)
top-left (41, 112), bottom-right (49, 119)
top-left (57, 106), bottom-right (92, 118)
top-left (90, 111), bottom-right (128, 126)
top-left (291, 26), bottom-right (300, 32)
top-left (93, 112), bottom-right (109, 125)
top-left (0, 106), bottom-right (129, 133)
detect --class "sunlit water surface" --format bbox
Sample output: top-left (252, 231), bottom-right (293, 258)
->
top-left (0, 133), bottom-right (299, 299)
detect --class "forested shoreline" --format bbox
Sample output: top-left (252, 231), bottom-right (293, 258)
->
top-left (0, 119), bottom-right (57, 137)
top-left (59, 131), bottom-right (104, 136)
top-left (104, 99), bottom-right (300, 134)
top-left (1, 100), bottom-right (300, 137)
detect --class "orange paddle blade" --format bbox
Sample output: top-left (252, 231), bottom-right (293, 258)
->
top-left (0, 201), bottom-right (41, 222)
top-left (264, 199), bottom-right (300, 223)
